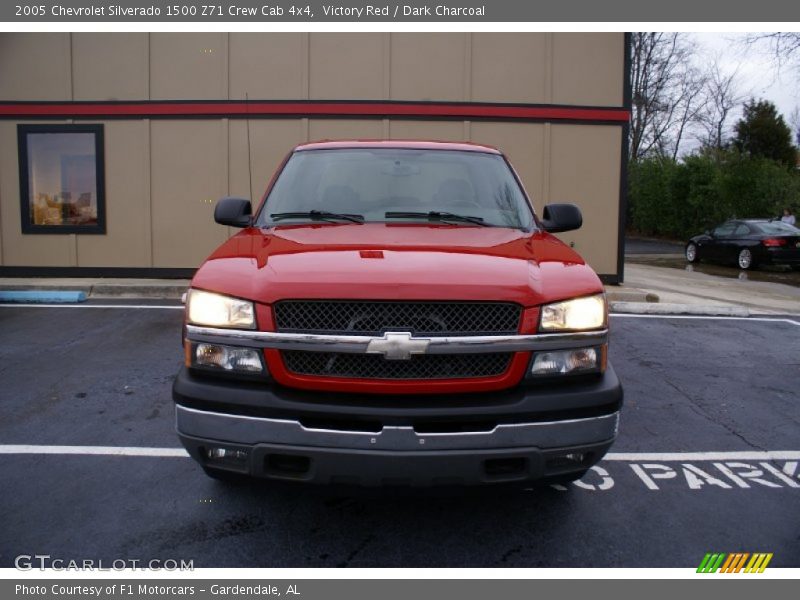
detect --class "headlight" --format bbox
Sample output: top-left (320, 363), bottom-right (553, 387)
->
top-left (186, 289), bottom-right (255, 329)
top-left (540, 294), bottom-right (606, 331)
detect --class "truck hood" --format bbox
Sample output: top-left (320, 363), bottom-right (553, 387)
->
top-left (191, 223), bottom-right (603, 307)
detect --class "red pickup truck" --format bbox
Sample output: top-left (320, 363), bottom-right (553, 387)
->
top-left (173, 140), bottom-right (622, 486)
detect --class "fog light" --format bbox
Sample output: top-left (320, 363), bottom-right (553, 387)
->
top-left (531, 347), bottom-right (599, 376)
top-left (564, 453), bottom-right (585, 462)
top-left (205, 446), bottom-right (249, 471)
top-left (207, 447), bottom-right (249, 462)
top-left (194, 343), bottom-right (264, 373)
top-left (546, 451), bottom-right (592, 470)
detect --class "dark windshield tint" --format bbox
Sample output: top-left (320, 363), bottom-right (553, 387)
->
top-left (751, 221), bottom-right (800, 235)
top-left (256, 149), bottom-right (534, 229)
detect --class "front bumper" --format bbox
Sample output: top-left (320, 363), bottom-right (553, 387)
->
top-left (173, 365), bottom-right (622, 486)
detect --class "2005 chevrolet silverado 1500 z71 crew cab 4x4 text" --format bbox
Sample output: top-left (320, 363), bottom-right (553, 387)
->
top-left (173, 140), bottom-right (623, 486)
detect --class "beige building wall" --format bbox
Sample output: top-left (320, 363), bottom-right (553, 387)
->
top-left (0, 34), bottom-right (72, 101)
top-left (150, 120), bottom-right (229, 267)
top-left (76, 121), bottom-right (151, 267)
top-left (471, 33), bottom-right (549, 104)
top-left (390, 33), bottom-right (469, 101)
top-left (310, 34), bottom-right (386, 100)
top-left (150, 33), bottom-right (228, 100)
top-left (229, 34), bottom-right (308, 99)
top-left (548, 125), bottom-right (623, 273)
top-left (72, 33), bottom-right (149, 101)
top-left (0, 32), bottom-right (627, 277)
top-left (552, 33), bottom-right (624, 107)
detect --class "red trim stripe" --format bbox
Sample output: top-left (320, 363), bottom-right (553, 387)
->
top-left (0, 101), bottom-right (630, 123)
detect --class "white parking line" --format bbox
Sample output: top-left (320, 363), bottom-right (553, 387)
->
top-left (604, 451), bottom-right (800, 461)
top-left (1, 445), bottom-right (799, 461)
top-left (0, 445), bottom-right (189, 457)
top-left (610, 314), bottom-right (800, 327)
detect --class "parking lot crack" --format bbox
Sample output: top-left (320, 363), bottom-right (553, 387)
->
top-left (661, 379), bottom-right (768, 452)
top-left (337, 534), bottom-right (376, 568)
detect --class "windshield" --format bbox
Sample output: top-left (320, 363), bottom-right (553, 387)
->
top-left (752, 221), bottom-right (800, 235)
top-left (256, 148), bottom-right (535, 230)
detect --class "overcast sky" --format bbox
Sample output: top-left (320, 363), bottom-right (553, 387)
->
top-left (691, 32), bottom-right (799, 128)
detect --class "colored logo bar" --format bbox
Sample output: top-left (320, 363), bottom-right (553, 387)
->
top-left (697, 553), bottom-right (773, 573)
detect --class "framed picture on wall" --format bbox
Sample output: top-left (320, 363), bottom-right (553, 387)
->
top-left (17, 123), bottom-right (106, 234)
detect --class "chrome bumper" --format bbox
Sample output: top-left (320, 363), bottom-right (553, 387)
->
top-left (176, 404), bottom-right (619, 451)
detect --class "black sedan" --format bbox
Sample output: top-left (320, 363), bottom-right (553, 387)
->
top-left (686, 219), bottom-right (800, 270)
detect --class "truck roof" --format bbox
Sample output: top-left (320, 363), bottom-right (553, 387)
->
top-left (294, 140), bottom-right (502, 154)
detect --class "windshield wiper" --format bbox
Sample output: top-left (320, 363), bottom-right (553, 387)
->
top-left (270, 210), bottom-right (364, 224)
top-left (384, 211), bottom-right (490, 226)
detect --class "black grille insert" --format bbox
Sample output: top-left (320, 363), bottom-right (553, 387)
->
top-left (282, 351), bottom-right (513, 380)
top-left (274, 300), bottom-right (521, 336)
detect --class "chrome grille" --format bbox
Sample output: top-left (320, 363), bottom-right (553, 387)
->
top-left (274, 300), bottom-right (521, 336)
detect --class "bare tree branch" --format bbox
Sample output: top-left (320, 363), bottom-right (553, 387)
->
top-left (743, 32), bottom-right (800, 71)
top-left (696, 60), bottom-right (745, 151)
top-left (629, 33), bottom-right (706, 161)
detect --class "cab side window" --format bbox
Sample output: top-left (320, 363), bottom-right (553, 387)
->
top-left (732, 224), bottom-right (751, 238)
top-left (712, 222), bottom-right (736, 237)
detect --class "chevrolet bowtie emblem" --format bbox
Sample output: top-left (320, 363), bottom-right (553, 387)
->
top-left (366, 332), bottom-right (430, 360)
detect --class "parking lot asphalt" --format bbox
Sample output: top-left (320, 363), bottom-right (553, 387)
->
top-left (625, 237), bottom-right (684, 255)
top-left (1, 303), bottom-right (798, 568)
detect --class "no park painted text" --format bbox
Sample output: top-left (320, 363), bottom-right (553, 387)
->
top-left (557, 460), bottom-right (799, 491)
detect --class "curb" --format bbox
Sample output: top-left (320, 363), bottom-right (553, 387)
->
top-left (605, 290), bottom-right (660, 303)
top-left (610, 302), bottom-right (750, 317)
top-left (90, 284), bottom-right (188, 299)
top-left (0, 290), bottom-right (87, 303)
top-left (0, 283), bottom-right (187, 300)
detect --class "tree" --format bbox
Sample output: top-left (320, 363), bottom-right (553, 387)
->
top-left (733, 99), bottom-right (797, 168)
top-left (629, 33), bottom-right (707, 161)
top-left (790, 107), bottom-right (800, 147)
top-left (668, 64), bottom-right (707, 161)
top-left (696, 61), bottom-right (744, 152)
top-left (744, 33), bottom-right (800, 70)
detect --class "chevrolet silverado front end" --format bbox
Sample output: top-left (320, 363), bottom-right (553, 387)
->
top-left (172, 141), bottom-right (623, 486)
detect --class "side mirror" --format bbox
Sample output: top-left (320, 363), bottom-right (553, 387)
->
top-left (214, 197), bottom-right (252, 227)
top-left (541, 203), bottom-right (582, 233)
